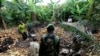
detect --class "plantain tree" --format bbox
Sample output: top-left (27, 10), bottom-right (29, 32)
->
top-left (48, 0), bottom-right (60, 22)
top-left (66, 0), bottom-right (89, 21)
top-left (27, 0), bottom-right (42, 22)
top-left (55, 0), bottom-right (90, 22)
top-left (4, 0), bottom-right (30, 24)
top-left (36, 6), bottom-right (52, 23)
top-left (35, 0), bottom-right (60, 23)
top-left (83, 0), bottom-right (100, 33)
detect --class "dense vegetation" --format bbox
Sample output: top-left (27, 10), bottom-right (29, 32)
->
top-left (0, 0), bottom-right (100, 30)
top-left (0, 0), bottom-right (100, 56)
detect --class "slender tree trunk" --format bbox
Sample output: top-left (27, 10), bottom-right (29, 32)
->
top-left (0, 1), bottom-right (7, 30)
top-left (0, 7), bottom-right (7, 30)
top-left (64, 12), bottom-right (65, 21)
top-left (86, 0), bottom-right (93, 20)
top-left (1, 18), bottom-right (7, 30)
top-left (31, 12), bottom-right (36, 21)
top-left (61, 10), bottom-right (63, 22)
top-left (53, 9), bottom-right (55, 21)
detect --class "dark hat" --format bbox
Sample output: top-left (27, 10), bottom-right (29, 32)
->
top-left (46, 24), bottom-right (54, 33)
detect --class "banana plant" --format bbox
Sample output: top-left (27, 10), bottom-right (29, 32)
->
top-left (27, 0), bottom-right (42, 21)
top-left (6, 0), bottom-right (42, 23)
top-left (7, 0), bottom-right (30, 22)
top-left (76, 3), bottom-right (89, 16)
top-left (0, 0), bottom-right (31, 26)
top-left (86, 0), bottom-right (100, 31)
top-left (36, 6), bottom-right (52, 23)
top-left (49, 0), bottom-right (60, 22)
top-left (86, 0), bottom-right (94, 20)
top-left (66, 0), bottom-right (89, 20)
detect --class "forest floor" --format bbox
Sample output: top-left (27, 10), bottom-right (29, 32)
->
top-left (0, 26), bottom-right (71, 56)
top-left (0, 25), bottom-right (100, 56)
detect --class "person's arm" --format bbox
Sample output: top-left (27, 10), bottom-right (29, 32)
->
top-left (39, 37), bottom-right (44, 56)
top-left (55, 36), bottom-right (60, 55)
top-left (57, 39), bottom-right (60, 54)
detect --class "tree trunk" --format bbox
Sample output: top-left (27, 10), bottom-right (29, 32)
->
top-left (0, 1), bottom-right (7, 30)
top-left (52, 8), bottom-right (56, 22)
top-left (86, 0), bottom-right (93, 20)
top-left (31, 12), bottom-right (36, 21)
top-left (1, 18), bottom-right (7, 30)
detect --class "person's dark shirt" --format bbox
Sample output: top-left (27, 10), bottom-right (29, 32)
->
top-left (39, 33), bottom-right (60, 56)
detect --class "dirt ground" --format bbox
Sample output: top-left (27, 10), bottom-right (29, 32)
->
top-left (0, 26), bottom-right (71, 56)
top-left (0, 26), bottom-right (100, 56)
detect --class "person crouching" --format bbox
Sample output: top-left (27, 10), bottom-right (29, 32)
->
top-left (29, 37), bottom-right (39, 56)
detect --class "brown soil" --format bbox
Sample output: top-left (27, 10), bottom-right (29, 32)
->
top-left (0, 26), bottom-right (70, 56)
top-left (0, 27), bottom-right (100, 56)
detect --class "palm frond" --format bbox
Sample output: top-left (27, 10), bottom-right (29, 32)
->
top-left (59, 23), bottom-right (93, 44)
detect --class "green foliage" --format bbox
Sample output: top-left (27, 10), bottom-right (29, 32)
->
top-left (66, 0), bottom-right (89, 21)
top-left (0, 0), bottom-right (100, 29)
top-left (86, 0), bottom-right (94, 20)
top-left (0, 0), bottom-right (6, 7)
top-left (0, 0), bottom-right (43, 27)
top-left (84, 0), bottom-right (100, 30)
top-left (36, 6), bottom-right (52, 22)
top-left (55, 0), bottom-right (90, 21)
top-left (12, 0), bottom-right (31, 23)
top-left (0, 0), bottom-right (31, 26)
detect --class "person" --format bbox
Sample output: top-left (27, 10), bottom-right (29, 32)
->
top-left (29, 37), bottom-right (39, 56)
top-left (67, 16), bottom-right (72, 23)
top-left (28, 29), bottom-right (36, 38)
top-left (39, 24), bottom-right (60, 56)
top-left (18, 21), bottom-right (26, 34)
top-left (18, 21), bottom-right (27, 40)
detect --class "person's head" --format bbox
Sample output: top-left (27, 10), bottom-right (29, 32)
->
top-left (46, 24), bottom-right (55, 33)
